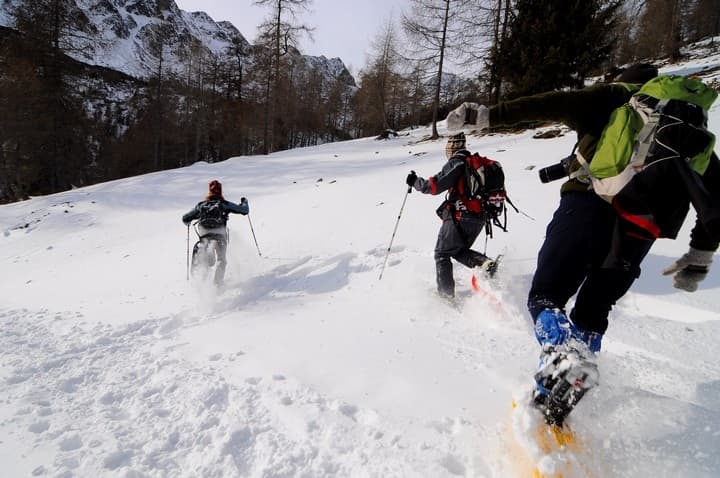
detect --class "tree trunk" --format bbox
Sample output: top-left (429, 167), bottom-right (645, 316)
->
top-left (487, 0), bottom-right (502, 104)
top-left (669, 0), bottom-right (683, 61)
top-left (262, 69), bottom-right (272, 155)
top-left (431, 0), bottom-right (451, 139)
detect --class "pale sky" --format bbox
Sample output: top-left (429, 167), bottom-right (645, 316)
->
top-left (174, 0), bottom-right (409, 74)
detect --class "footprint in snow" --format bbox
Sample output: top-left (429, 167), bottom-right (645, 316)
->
top-left (339, 403), bottom-right (358, 419)
top-left (58, 434), bottom-right (83, 451)
top-left (28, 421), bottom-right (50, 434)
top-left (103, 450), bottom-right (133, 470)
top-left (31, 465), bottom-right (47, 476)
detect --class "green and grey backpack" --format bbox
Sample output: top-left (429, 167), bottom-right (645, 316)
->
top-left (583, 75), bottom-right (717, 238)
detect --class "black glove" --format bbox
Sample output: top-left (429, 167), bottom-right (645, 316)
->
top-left (406, 170), bottom-right (418, 188)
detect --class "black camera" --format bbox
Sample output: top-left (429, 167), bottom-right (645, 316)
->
top-left (538, 154), bottom-right (575, 183)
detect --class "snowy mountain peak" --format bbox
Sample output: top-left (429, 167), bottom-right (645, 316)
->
top-left (0, 0), bottom-right (352, 82)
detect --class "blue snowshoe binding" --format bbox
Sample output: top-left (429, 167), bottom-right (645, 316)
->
top-left (532, 342), bottom-right (599, 427)
top-left (531, 309), bottom-right (600, 427)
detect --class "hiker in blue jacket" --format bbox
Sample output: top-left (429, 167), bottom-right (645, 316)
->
top-left (183, 180), bottom-right (249, 286)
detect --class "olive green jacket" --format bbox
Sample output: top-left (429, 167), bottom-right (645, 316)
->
top-left (488, 83), bottom-right (720, 250)
top-left (489, 82), bottom-right (635, 194)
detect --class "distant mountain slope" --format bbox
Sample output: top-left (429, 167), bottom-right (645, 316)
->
top-left (0, 0), bottom-right (354, 85)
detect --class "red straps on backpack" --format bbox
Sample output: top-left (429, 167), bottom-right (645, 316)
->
top-left (466, 153), bottom-right (496, 169)
top-left (613, 199), bottom-right (661, 239)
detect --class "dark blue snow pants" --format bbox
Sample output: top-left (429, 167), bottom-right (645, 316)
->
top-left (527, 192), bottom-right (654, 335)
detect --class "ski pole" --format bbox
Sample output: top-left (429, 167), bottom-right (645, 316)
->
top-left (247, 214), bottom-right (262, 257)
top-left (186, 223), bottom-right (190, 280)
top-left (379, 186), bottom-right (412, 280)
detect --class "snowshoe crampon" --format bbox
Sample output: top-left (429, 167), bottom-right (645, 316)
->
top-left (471, 253), bottom-right (503, 292)
top-left (479, 253), bottom-right (503, 279)
top-left (485, 257), bottom-right (501, 278)
top-left (533, 342), bottom-right (599, 427)
top-left (509, 394), bottom-right (599, 478)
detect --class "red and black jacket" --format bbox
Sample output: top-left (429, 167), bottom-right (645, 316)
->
top-left (413, 150), bottom-right (497, 221)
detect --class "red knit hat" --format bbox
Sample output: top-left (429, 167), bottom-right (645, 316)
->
top-left (209, 180), bottom-right (222, 196)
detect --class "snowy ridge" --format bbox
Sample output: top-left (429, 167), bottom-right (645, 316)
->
top-left (0, 0), bottom-right (351, 83)
top-left (2, 60), bottom-right (720, 476)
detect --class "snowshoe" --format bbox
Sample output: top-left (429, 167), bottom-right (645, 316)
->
top-left (485, 254), bottom-right (502, 278)
top-left (477, 253), bottom-right (502, 278)
top-left (191, 239), bottom-right (217, 278)
top-left (532, 341), bottom-right (599, 427)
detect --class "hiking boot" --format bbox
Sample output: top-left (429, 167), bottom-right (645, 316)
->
top-left (475, 255), bottom-right (501, 279)
top-left (436, 289), bottom-right (456, 303)
top-left (477, 258), bottom-right (495, 276)
top-left (436, 260), bottom-right (455, 298)
top-left (532, 341), bottom-right (599, 426)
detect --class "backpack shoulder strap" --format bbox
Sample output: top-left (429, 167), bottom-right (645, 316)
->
top-left (631, 98), bottom-right (670, 165)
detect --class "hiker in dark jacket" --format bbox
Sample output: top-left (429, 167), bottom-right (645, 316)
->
top-left (406, 132), bottom-right (496, 298)
top-left (182, 180), bottom-right (249, 286)
top-left (446, 63), bottom-right (720, 423)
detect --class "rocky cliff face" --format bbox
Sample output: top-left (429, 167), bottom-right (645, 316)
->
top-left (0, 0), bottom-right (355, 86)
top-left (0, 0), bottom-right (358, 203)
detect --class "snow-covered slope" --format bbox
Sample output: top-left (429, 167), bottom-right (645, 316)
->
top-left (2, 71), bottom-right (720, 477)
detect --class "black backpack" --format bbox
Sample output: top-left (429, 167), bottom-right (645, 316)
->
top-left (198, 200), bottom-right (226, 228)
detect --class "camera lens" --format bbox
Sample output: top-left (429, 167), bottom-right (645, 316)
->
top-left (538, 162), bottom-right (568, 183)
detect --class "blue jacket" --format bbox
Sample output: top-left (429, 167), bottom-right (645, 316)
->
top-left (182, 198), bottom-right (248, 226)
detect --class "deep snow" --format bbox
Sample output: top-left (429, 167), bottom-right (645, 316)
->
top-left (2, 64), bottom-right (720, 477)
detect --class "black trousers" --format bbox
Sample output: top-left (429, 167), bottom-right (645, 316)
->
top-left (434, 214), bottom-right (488, 297)
top-left (527, 192), bottom-right (653, 334)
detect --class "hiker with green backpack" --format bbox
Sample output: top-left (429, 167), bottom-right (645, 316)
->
top-left (446, 63), bottom-right (720, 426)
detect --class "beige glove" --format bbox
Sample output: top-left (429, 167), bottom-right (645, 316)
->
top-left (446, 102), bottom-right (489, 133)
top-left (662, 247), bottom-right (714, 292)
